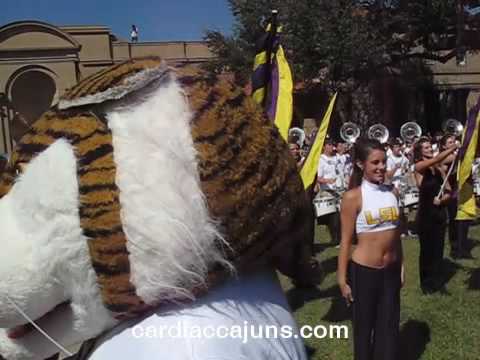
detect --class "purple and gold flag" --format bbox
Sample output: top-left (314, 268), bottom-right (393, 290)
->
top-left (252, 16), bottom-right (293, 141)
top-left (456, 97), bottom-right (480, 220)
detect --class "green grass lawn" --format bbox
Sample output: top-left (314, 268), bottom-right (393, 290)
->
top-left (280, 218), bottom-right (480, 360)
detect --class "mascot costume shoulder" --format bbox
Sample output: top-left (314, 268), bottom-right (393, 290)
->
top-left (0, 57), bottom-right (320, 360)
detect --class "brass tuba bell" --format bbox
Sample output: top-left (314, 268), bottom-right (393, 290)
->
top-left (288, 127), bottom-right (306, 147)
top-left (442, 118), bottom-right (464, 137)
top-left (400, 122), bottom-right (422, 143)
top-left (367, 124), bottom-right (389, 144)
top-left (340, 122), bottom-right (361, 144)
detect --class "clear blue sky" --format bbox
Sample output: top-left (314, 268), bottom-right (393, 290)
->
top-left (1, 0), bottom-right (234, 41)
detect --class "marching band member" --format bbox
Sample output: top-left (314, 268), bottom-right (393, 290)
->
top-left (403, 141), bottom-right (418, 190)
top-left (385, 142), bottom-right (393, 158)
top-left (317, 137), bottom-right (339, 191)
top-left (386, 138), bottom-right (410, 237)
top-left (432, 131), bottom-right (443, 157)
top-left (438, 134), bottom-right (463, 259)
top-left (403, 141), bottom-right (414, 162)
top-left (386, 138), bottom-right (409, 189)
top-left (472, 157), bottom-right (480, 179)
top-left (289, 142), bottom-right (305, 170)
top-left (336, 140), bottom-right (352, 191)
top-left (337, 138), bottom-right (403, 360)
top-left (316, 137), bottom-right (340, 244)
top-left (414, 138), bottom-right (458, 293)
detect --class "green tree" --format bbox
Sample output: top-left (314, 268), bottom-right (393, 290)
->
top-left (204, 1), bottom-right (476, 129)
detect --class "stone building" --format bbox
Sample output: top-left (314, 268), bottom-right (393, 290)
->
top-left (295, 54), bottom-right (480, 140)
top-left (0, 20), bottom-right (213, 154)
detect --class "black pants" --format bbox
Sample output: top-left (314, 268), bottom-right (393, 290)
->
top-left (348, 261), bottom-right (401, 360)
top-left (447, 201), bottom-right (457, 252)
top-left (327, 212), bottom-right (340, 244)
top-left (418, 218), bottom-right (446, 290)
top-left (455, 220), bottom-right (471, 256)
top-left (317, 212), bottom-right (340, 244)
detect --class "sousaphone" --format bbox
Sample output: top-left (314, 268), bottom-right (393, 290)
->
top-left (288, 127), bottom-right (306, 147)
top-left (340, 122), bottom-right (361, 144)
top-left (367, 124), bottom-right (389, 144)
top-left (442, 118), bottom-right (464, 137)
top-left (400, 122), bottom-right (422, 143)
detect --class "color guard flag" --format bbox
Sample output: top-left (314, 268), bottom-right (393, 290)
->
top-left (300, 93), bottom-right (338, 189)
top-left (251, 12), bottom-right (293, 141)
top-left (456, 97), bottom-right (480, 220)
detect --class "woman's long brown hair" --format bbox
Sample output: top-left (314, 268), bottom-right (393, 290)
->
top-left (349, 138), bottom-right (385, 189)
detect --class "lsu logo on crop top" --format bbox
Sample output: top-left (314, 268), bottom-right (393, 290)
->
top-left (364, 207), bottom-right (399, 225)
top-left (356, 180), bottom-right (400, 234)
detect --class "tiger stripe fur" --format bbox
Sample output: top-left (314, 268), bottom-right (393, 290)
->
top-left (0, 57), bottom-right (314, 320)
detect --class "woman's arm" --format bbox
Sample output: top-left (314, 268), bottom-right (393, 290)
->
top-left (415, 171), bottom-right (423, 188)
top-left (431, 164), bottom-right (453, 205)
top-left (440, 192), bottom-right (451, 205)
top-left (433, 190), bottom-right (452, 206)
top-left (434, 164), bottom-right (452, 193)
top-left (442, 153), bottom-right (456, 166)
top-left (415, 146), bottom-right (457, 173)
top-left (337, 189), bottom-right (360, 303)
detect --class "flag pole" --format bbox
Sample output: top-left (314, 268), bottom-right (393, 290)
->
top-left (263, 9), bottom-right (278, 108)
top-left (435, 155), bottom-right (457, 201)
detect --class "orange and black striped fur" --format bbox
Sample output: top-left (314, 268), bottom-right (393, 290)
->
top-left (0, 57), bottom-right (314, 318)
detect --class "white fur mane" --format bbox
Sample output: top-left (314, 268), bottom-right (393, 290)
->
top-left (0, 140), bottom-right (117, 360)
top-left (106, 72), bottom-right (232, 304)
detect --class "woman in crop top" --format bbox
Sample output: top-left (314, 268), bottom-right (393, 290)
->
top-left (337, 138), bottom-right (402, 360)
top-left (414, 138), bottom-right (458, 293)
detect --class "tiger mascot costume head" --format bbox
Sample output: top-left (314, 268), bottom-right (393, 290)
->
top-left (0, 57), bottom-right (317, 360)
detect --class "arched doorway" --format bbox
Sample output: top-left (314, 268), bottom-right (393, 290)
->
top-left (9, 70), bottom-right (56, 140)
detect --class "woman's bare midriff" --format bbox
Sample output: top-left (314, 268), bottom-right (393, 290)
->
top-left (352, 228), bottom-right (401, 268)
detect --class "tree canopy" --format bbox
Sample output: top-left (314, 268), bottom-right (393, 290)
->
top-left (204, 1), bottom-right (480, 131)
top-left (205, 1), bottom-right (479, 89)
